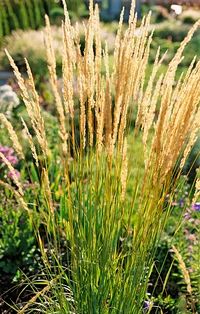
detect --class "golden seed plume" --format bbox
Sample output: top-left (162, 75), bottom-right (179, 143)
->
top-left (104, 43), bottom-right (112, 151)
top-left (172, 245), bottom-right (192, 295)
top-left (140, 22), bottom-right (200, 184)
top-left (0, 113), bottom-right (24, 159)
top-left (25, 58), bottom-right (49, 157)
top-left (44, 15), bottom-right (68, 156)
top-left (121, 138), bottom-right (128, 200)
top-left (193, 169), bottom-right (200, 204)
top-left (42, 168), bottom-right (54, 214)
top-left (0, 180), bottom-right (29, 212)
top-left (5, 50), bottom-right (48, 159)
top-left (21, 117), bottom-right (39, 168)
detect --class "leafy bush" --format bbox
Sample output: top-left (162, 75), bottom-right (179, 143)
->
top-left (145, 178), bottom-right (200, 312)
top-left (0, 0), bottom-right (88, 39)
top-left (150, 37), bottom-right (180, 65)
top-left (151, 27), bottom-right (200, 68)
top-left (154, 22), bottom-right (190, 42)
top-left (0, 27), bottom-right (62, 80)
top-left (143, 5), bottom-right (171, 24)
top-left (0, 199), bottom-right (36, 280)
top-left (183, 34), bottom-right (200, 67)
top-left (0, 0), bottom-right (55, 38)
top-left (180, 9), bottom-right (200, 25)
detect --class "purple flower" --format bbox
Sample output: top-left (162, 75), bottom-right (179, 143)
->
top-left (143, 300), bottom-right (151, 313)
top-left (192, 203), bottom-right (200, 212)
top-left (178, 198), bottom-right (184, 208)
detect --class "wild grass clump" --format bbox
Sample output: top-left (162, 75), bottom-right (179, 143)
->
top-left (0, 0), bottom-right (200, 312)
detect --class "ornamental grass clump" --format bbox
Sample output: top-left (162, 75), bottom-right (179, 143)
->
top-left (0, 0), bottom-right (200, 312)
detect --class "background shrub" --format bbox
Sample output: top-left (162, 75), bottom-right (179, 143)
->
top-left (0, 0), bottom-right (88, 40)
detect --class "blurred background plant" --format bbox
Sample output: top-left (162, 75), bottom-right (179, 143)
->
top-left (0, 0), bottom-right (88, 40)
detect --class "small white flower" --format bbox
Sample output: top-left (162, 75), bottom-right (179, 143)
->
top-left (0, 84), bottom-right (20, 117)
top-left (0, 84), bottom-right (13, 94)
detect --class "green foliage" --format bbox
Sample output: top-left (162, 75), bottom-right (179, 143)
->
top-left (180, 9), bottom-right (200, 25)
top-left (0, 196), bottom-right (36, 280)
top-left (0, 27), bottom-right (63, 88)
top-left (143, 5), bottom-right (170, 24)
top-left (154, 22), bottom-right (190, 43)
top-left (183, 137), bottom-right (200, 183)
top-left (0, 0), bottom-right (46, 38)
top-left (150, 27), bottom-right (200, 69)
top-left (14, 153), bottom-right (155, 313)
top-left (150, 38), bottom-right (180, 65)
top-left (0, 0), bottom-right (87, 40)
top-left (183, 34), bottom-right (200, 67)
top-left (148, 178), bottom-right (200, 313)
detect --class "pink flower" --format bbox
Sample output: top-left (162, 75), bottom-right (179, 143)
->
top-left (187, 234), bottom-right (196, 242)
top-left (0, 146), bottom-right (14, 155)
top-left (6, 155), bottom-right (18, 165)
top-left (8, 169), bottom-right (20, 180)
top-left (0, 145), bottom-right (18, 165)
